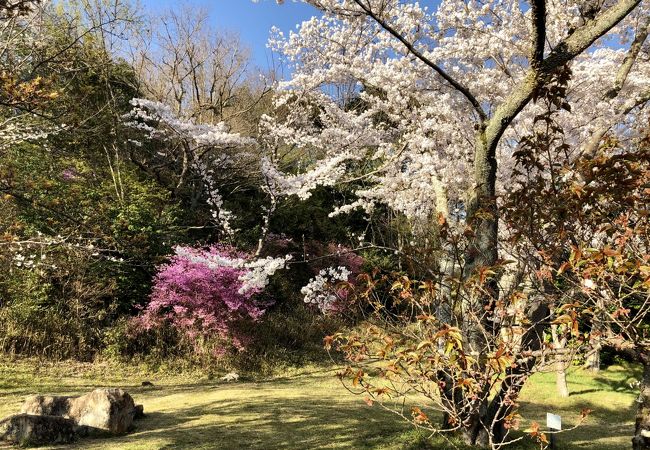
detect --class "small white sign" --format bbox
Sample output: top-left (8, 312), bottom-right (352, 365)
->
top-left (546, 412), bottom-right (562, 430)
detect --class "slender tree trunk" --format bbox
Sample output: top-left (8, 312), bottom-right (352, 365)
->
top-left (555, 359), bottom-right (570, 398)
top-left (633, 352), bottom-right (650, 449)
top-left (551, 325), bottom-right (570, 397)
top-left (584, 343), bottom-right (601, 372)
top-left (585, 300), bottom-right (604, 372)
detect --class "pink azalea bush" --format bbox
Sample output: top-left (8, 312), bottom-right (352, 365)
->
top-left (136, 245), bottom-right (270, 352)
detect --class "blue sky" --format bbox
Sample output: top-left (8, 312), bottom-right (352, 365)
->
top-left (139, 1), bottom-right (442, 71)
top-left (139, 0), bottom-right (321, 70)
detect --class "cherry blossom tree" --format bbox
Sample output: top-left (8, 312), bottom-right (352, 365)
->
top-left (500, 107), bottom-right (650, 448)
top-left (124, 98), bottom-right (257, 236)
top-left (260, 0), bottom-right (649, 447)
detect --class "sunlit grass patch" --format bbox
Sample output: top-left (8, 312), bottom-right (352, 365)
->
top-left (0, 358), bottom-right (639, 449)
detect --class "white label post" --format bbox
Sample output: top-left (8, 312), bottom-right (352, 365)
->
top-left (546, 413), bottom-right (562, 430)
top-left (546, 413), bottom-right (561, 449)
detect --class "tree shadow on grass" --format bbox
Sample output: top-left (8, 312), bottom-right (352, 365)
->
top-left (4, 366), bottom-right (640, 450)
top-left (0, 380), bottom-right (226, 400)
top-left (569, 370), bottom-right (641, 399)
top-left (52, 393), bottom-right (411, 450)
top-left (117, 395), bottom-right (636, 450)
top-left (517, 396), bottom-right (636, 450)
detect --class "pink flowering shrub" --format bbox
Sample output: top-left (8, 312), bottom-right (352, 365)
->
top-left (135, 245), bottom-right (270, 352)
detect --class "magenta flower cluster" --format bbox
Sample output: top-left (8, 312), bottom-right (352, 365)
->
top-left (136, 245), bottom-right (269, 351)
top-left (61, 168), bottom-right (78, 181)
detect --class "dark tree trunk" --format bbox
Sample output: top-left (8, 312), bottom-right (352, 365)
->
top-left (585, 300), bottom-right (604, 372)
top-left (462, 414), bottom-right (489, 448)
top-left (633, 352), bottom-right (650, 449)
top-left (486, 300), bottom-right (550, 444)
top-left (465, 130), bottom-right (499, 277)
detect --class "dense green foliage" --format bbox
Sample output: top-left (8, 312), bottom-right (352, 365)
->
top-left (0, 1), bottom-right (367, 367)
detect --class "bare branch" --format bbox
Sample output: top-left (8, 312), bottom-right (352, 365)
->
top-left (350, 0), bottom-right (487, 121)
top-left (604, 15), bottom-right (649, 100)
top-left (542, 0), bottom-right (641, 72)
top-left (530, 0), bottom-right (546, 70)
top-left (579, 16), bottom-right (649, 157)
top-left (485, 0), bottom-right (641, 151)
top-left (582, 88), bottom-right (650, 157)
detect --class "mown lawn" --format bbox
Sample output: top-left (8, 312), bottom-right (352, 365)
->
top-left (0, 358), bottom-right (640, 449)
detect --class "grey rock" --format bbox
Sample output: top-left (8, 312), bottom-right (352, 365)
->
top-left (0, 414), bottom-right (77, 446)
top-left (20, 395), bottom-right (74, 417)
top-left (21, 388), bottom-right (137, 434)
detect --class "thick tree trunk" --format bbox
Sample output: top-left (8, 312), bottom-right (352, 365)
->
top-left (452, 129), bottom-right (498, 448)
top-left (466, 129), bottom-right (499, 274)
top-left (462, 415), bottom-right (489, 448)
top-left (463, 128), bottom-right (499, 359)
top-left (633, 353), bottom-right (650, 449)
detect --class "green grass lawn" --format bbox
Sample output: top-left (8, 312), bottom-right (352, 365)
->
top-left (0, 358), bottom-right (640, 449)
